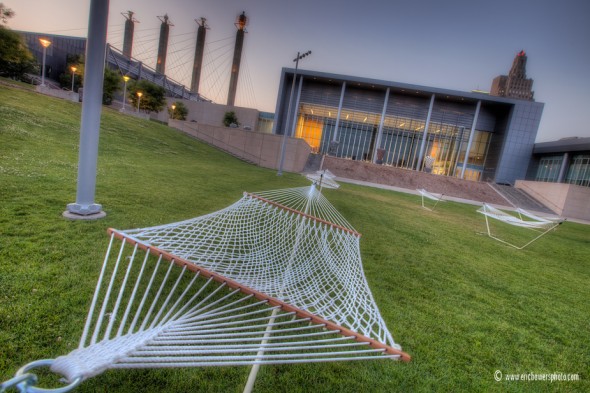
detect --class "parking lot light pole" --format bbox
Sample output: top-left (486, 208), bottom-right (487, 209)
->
top-left (39, 38), bottom-right (51, 87)
top-left (277, 50), bottom-right (311, 176)
top-left (121, 75), bottom-right (130, 111)
top-left (136, 91), bottom-right (143, 112)
top-left (70, 66), bottom-right (77, 91)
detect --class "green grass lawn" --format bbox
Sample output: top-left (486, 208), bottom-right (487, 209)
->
top-left (1, 84), bottom-right (588, 392)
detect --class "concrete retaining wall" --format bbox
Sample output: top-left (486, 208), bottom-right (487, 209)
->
top-left (321, 156), bottom-right (507, 205)
top-left (155, 100), bottom-right (260, 130)
top-left (515, 180), bottom-right (590, 221)
top-left (36, 85), bottom-right (79, 102)
top-left (169, 120), bottom-right (311, 173)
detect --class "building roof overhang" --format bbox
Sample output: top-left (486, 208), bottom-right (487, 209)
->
top-left (281, 68), bottom-right (542, 108)
top-left (533, 137), bottom-right (590, 154)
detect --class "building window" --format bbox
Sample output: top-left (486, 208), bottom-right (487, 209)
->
top-left (257, 112), bottom-right (274, 134)
top-left (535, 156), bottom-right (563, 183)
top-left (565, 154), bottom-right (590, 187)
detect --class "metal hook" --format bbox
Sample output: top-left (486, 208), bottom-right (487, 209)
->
top-left (1, 373), bottom-right (37, 393)
top-left (0, 359), bottom-right (83, 393)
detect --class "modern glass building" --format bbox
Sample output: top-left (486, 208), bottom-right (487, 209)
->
top-left (528, 137), bottom-right (590, 187)
top-left (257, 111), bottom-right (275, 133)
top-left (273, 69), bottom-right (544, 184)
top-left (18, 31), bottom-right (86, 83)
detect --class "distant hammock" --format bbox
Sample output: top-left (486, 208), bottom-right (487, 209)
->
top-left (477, 203), bottom-right (564, 249)
top-left (416, 189), bottom-right (445, 211)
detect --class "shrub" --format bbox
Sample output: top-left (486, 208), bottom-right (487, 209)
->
top-left (223, 111), bottom-right (239, 127)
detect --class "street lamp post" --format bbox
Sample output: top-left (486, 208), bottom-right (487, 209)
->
top-left (277, 50), bottom-right (311, 176)
top-left (70, 66), bottom-right (77, 91)
top-left (136, 91), bottom-right (143, 113)
top-left (122, 75), bottom-right (130, 111)
top-left (39, 38), bottom-right (52, 87)
top-left (171, 104), bottom-right (176, 120)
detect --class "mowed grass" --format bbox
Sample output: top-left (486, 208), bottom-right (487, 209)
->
top-left (0, 84), bottom-right (588, 392)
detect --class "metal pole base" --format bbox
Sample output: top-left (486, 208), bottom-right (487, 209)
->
top-left (63, 203), bottom-right (106, 220)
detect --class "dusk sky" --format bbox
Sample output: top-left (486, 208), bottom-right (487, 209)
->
top-left (8, 0), bottom-right (590, 142)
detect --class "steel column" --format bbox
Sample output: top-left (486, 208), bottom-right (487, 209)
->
top-left (460, 100), bottom-right (482, 179)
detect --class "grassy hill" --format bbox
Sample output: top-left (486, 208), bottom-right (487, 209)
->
top-left (1, 84), bottom-right (588, 392)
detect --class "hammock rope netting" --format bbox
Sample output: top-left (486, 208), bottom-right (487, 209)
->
top-left (3, 184), bottom-right (409, 392)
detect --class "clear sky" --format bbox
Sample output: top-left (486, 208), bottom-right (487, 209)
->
top-left (8, 0), bottom-right (590, 142)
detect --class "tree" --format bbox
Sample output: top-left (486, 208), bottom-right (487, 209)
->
top-left (102, 68), bottom-right (121, 105)
top-left (0, 3), bottom-right (15, 25)
top-left (223, 111), bottom-right (239, 127)
top-left (168, 101), bottom-right (188, 120)
top-left (127, 79), bottom-right (166, 113)
top-left (59, 54), bottom-right (84, 91)
top-left (0, 26), bottom-right (38, 79)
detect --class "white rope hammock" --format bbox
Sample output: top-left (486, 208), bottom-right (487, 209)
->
top-left (416, 189), bottom-right (444, 211)
top-left (305, 169), bottom-right (340, 190)
top-left (4, 185), bottom-right (409, 392)
top-left (477, 203), bottom-right (564, 249)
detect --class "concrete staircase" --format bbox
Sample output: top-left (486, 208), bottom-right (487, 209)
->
top-left (489, 183), bottom-right (555, 214)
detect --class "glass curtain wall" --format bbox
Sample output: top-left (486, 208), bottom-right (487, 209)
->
top-left (294, 101), bottom-right (492, 180)
top-left (565, 154), bottom-right (590, 187)
top-left (534, 156), bottom-right (563, 183)
top-left (379, 117), bottom-right (425, 169)
top-left (294, 104), bottom-right (336, 153)
top-left (451, 131), bottom-right (492, 181)
top-left (257, 112), bottom-right (274, 134)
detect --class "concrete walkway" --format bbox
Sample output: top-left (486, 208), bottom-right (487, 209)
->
top-left (334, 176), bottom-right (590, 225)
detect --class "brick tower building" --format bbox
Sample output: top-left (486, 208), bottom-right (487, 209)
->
top-left (490, 50), bottom-right (534, 101)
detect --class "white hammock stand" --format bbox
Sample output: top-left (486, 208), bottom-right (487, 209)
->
top-left (477, 203), bottom-right (564, 250)
top-left (416, 189), bottom-right (445, 211)
top-left (305, 169), bottom-right (340, 191)
top-left (3, 185), bottom-right (410, 393)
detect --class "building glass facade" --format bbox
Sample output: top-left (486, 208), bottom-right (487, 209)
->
top-left (535, 156), bottom-right (563, 182)
top-left (294, 103), bottom-right (492, 180)
top-left (257, 112), bottom-right (274, 133)
top-left (276, 69), bottom-right (543, 183)
top-left (529, 138), bottom-right (590, 187)
top-left (18, 31), bottom-right (86, 82)
top-left (565, 154), bottom-right (590, 187)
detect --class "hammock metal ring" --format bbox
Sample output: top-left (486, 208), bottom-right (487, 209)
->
top-left (1, 360), bottom-right (82, 393)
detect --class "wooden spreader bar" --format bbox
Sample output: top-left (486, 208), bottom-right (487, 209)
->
top-left (245, 192), bottom-right (362, 238)
top-left (108, 229), bottom-right (410, 362)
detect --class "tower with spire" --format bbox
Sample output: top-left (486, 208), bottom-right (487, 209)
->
top-left (490, 50), bottom-right (534, 101)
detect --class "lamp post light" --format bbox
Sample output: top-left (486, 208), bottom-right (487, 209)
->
top-left (171, 104), bottom-right (176, 120)
top-left (277, 50), bottom-right (311, 176)
top-left (39, 38), bottom-right (52, 87)
top-left (136, 91), bottom-right (143, 113)
top-left (122, 75), bottom-right (130, 111)
top-left (70, 66), bottom-right (77, 91)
